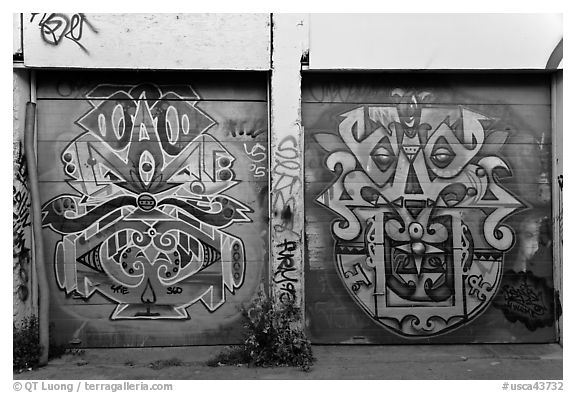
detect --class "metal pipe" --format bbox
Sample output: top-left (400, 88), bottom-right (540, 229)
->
top-left (29, 70), bottom-right (39, 316)
top-left (24, 101), bottom-right (50, 365)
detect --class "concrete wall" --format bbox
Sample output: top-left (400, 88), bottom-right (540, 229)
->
top-left (22, 13), bottom-right (271, 70)
top-left (13, 69), bottom-right (35, 324)
top-left (308, 14), bottom-right (563, 70)
top-left (13, 14), bottom-right (22, 57)
top-left (269, 14), bottom-right (308, 310)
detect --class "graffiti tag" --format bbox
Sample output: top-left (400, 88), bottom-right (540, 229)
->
top-left (111, 285), bottom-right (129, 295)
top-left (494, 271), bottom-right (559, 331)
top-left (271, 136), bottom-right (301, 233)
top-left (244, 142), bottom-right (267, 178)
top-left (274, 239), bottom-right (298, 305)
top-left (30, 13), bottom-right (98, 53)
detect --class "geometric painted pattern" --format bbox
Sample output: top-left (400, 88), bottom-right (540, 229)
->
top-left (315, 90), bottom-right (523, 336)
top-left (42, 84), bottom-right (251, 319)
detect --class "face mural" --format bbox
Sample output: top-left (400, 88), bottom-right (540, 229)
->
top-left (41, 84), bottom-right (250, 319)
top-left (314, 90), bottom-right (524, 337)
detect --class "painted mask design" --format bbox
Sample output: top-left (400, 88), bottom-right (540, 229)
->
top-left (314, 90), bottom-right (523, 336)
top-left (42, 84), bottom-right (251, 319)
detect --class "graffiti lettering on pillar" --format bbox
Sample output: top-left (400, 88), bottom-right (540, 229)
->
top-left (30, 13), bottom-right (98, 54)
top-left (41, 84), bottom-right (252, 319)
top-left (494, 271), bottom-right (559, 331)
top-left (243, 142), bottom-right (267, 178)
top-left (272, 136), bottom-right (301, 233)
top-left (274, 239), bottom-right (298, 305)
top-left (13, 141), bottom-right (31, 302)
top-left (314, 90), bottom-right (524, 337)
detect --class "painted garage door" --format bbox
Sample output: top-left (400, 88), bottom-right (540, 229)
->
top-left (303, 73), bottom-right (559, 343)
top-left (37, 71), bottom-right (268, 347)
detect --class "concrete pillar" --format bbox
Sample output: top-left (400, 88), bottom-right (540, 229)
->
top-left (551, 71), bottom-right (563, 344)
top-left (269, 14), bottom-right (309, 315)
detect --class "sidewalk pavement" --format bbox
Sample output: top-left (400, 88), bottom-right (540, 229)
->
top-left (14, 343), bottom-right (562, 380)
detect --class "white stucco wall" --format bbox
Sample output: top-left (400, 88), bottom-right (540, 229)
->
top-left (309, 14), bottom-right (562, 70)
top-left (13, 13), bottom-right (22, 56)
top-left (270, 14), bottom-right (309, 314)
top-left (22, 13), bottom-right (271, 70)
top-left (19, 13), bottom-right (562, 70)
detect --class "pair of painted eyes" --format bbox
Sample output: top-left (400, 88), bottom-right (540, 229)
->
top-left (370, 145), bottom-right (455, 168)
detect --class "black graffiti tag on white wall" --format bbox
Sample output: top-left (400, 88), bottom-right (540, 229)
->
top-left (274, 239), bottom-right (298, 305)
top-left (30, 13), bottom-right (98, 53)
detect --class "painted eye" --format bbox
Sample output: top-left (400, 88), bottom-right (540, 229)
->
top-left (431, 146), bottom-right (455, 168)
top-left (370, 146), bottom-right (396, 171)
top-left (433, 148), bottom-right (453, 161)
top-left (372, 147), bottom-right (393, 162)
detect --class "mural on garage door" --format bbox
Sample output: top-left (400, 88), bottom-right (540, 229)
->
top-left (41, 82), bottom-right (256, 321)
top-left (304, 76), bottom-right (558, 341)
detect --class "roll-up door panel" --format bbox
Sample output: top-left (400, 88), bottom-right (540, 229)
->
top-left (37, 71), bottom-right (268, 347)
top-left (303, 73), bottom-right (558, 344)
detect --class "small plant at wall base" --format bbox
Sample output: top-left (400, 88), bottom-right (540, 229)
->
top-left (13, 316), bottom-right (42, 372)
top-left (207, 291), bottom-right (314, 371)
top-left (14, 319), bottom-right (71, 372)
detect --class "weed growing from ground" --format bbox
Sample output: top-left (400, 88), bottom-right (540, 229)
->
top-left (207, 290), bottom-right (314, 371)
